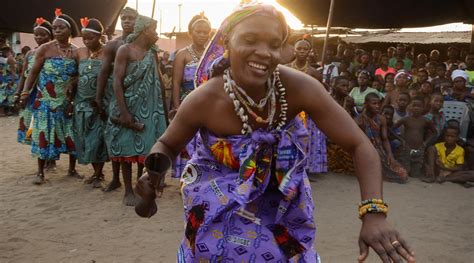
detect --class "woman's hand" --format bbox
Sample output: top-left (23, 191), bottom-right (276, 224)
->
top-left (359, 213), bottom-right (415, 263)
top-left (134, 173), bottom-right (158, 218)
top-left (119, 111), bottom-right (134, 126)
top-left (18, 93), bottom-right (29, 108)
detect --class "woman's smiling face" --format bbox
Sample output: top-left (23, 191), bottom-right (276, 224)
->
top-left (226, 15), bottom-right (284, 88)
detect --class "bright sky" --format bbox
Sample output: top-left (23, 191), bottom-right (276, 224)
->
top-left (124, 0), bottom-right (472, 34)
top-left (125, 0), bottom-right (306, 34)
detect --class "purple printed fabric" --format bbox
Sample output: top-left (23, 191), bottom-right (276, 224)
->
top-left (173, 62), bottom-right (200, 179)
top-left (306, 118), bottom-right (328, 174)
top-left (177, 118), bottom-right (319, 262)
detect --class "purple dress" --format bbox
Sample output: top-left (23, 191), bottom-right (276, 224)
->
top-left (173, 61), bottom-right (200, 178)
top-left (177, 118), bottom-right (319, 262)
top-left (306, 118), bottom-right (328, 174)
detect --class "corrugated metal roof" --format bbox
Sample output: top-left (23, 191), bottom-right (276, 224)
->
top-left (344, 31), bottom-right (471, 44)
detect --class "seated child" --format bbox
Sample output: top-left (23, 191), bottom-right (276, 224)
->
top-left (394, 96), bottom-right (436, 178)
top-left (423, 126), bottom-right (474, 187)
top-left (372, 79), bottom-right (384, 94)
top-left (408, 87), bottom-right (419, 100)
top-left (424, 92), bottom-right (446, 143)
top-left (356, 93), bottom-right (408, 183)
top-left (419, 82), bottom-right (434, 114)
top-left (382, 105), bottom-right (402, 152)
top-left (393, 92), bottom-right (410, 123)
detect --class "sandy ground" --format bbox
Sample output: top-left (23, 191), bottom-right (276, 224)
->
top-left (0, 115), bottom-right (473, 263)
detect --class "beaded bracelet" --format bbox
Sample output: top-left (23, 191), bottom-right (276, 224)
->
top-left (358, 199), bottom-right (388, 219)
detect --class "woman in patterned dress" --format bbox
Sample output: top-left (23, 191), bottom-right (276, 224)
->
top-left (136, 3), bottom-right (415, 262)
top-left (288, 37), bottom-right (328, 178)
top-left (16, 18), bottom-right (53, 144)
top-left (72, 18), bottom-right (108, 188)
top-left (105, 15), bottom-right (167, 206)
top-left (171, 14), bottom-right (212, 178)
top-left (22, 9), bottom-right (82, 185)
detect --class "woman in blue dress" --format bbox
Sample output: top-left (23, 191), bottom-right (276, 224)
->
top-left (22, 9), bottom-right (82, 185)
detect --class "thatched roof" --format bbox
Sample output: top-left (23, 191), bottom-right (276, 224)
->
top-left (277, 0), bottom-right (474, 28)
top-left (344, 31), bottom-right (471, 44)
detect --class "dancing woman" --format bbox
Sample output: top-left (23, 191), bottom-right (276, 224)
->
top-left (137, 3), bottom-right (415, 262)
top-left (23, 9), bottom-right (82, 184)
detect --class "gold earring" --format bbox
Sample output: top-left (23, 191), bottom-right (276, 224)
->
top-left (223, 49), bottom-right (229, 59)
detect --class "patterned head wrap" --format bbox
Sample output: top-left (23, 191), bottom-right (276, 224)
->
top-left (194, 2), bottom-right (289, 88)
top-left (394, 70), bottom-right (412, 85)
top-left (126, 15), bottom-right (157, 44)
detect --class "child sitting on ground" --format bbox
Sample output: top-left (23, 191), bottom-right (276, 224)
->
top-left (393, 96), bottom-right (436, 178)
top-left (393, 92), bottom-right (410, 123)
top-left (356, 93), bottom-right (408, 183)
top-left (382, 105), bottom-right (402, 153)
top-left (424, 92), bottom-right (446, 142)
top-left (408, 87), bottom-right (418, 100)
top-left (423, 126), bottom-right (474, 187)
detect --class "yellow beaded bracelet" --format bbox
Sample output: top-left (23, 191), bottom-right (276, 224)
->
top-left (358, 199), bottom-right (388, 219)
top-left (359, 203), bottom-right (388, 219)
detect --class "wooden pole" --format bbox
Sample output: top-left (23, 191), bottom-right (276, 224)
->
top-left (321, 0), bottom-right (336, 69)
top-left (471, 24), bottom-right (474, 52)
top-left (151, 0), bottom-right (156, 19)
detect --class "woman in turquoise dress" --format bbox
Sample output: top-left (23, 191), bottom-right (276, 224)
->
top-left (105, 15), bottom-right (167, 206)
top-left (135, 3), bottom-right (415, 262)
top-left (171, 14), bottom-right (211, 178)
top-left (72, 18), bottom-right (108, 188)
top-left (16, 18), bottom-right (53, 144)
top-left (22, 9), bottom-right (82, 185)
top-left (0, 46), bottom-right (17, 115)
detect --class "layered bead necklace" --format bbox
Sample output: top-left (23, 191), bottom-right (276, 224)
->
top-left (186, 45), bottom-right (203, 63)
top-left (223, 68), bottom-right (287, 135)
top-left (56, 41), bottom-right (72, 59)
top-left (87, 45), bottom-right (103, 69)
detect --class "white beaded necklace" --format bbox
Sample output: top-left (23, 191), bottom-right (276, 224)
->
top-left (223, 67), bottom-right (287, 135)
top-left (230, 77), bottom-right (273, 112)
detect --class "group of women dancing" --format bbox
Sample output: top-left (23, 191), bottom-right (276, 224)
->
top-left (15, 2), bottom-right (415, 262)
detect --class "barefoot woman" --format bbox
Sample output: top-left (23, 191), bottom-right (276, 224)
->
top-left (138, 3), bottom-right (415, 262)
top-left (23, 9), bottom-right (82, 184)
top-left (105, 15), bottom-right (167, 205)
top-left (72, 18), bottom-right (108, 188)
top-left (95, 7), bottom-right (138, 192)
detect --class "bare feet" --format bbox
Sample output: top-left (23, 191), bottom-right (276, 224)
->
top-left (103, 180), bottom-right (121, 192)
top-left (84, 174), bottom-right (96, 184)
top-left (123, 192), bottom-right (140, 206)
top-left (45, 160), bottom-right (57, 171)
top-left (33, 173), bottom-right (45, 185)
top-left (421, 175), bottom-right (436, 183)
top-left (91, 175), bottom-right (104, 189)
top-left (67, 170), bottom-right (84, 179)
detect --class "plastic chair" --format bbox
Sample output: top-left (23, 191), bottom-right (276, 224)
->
top-left (441, 101), bottom-right (471, 140)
